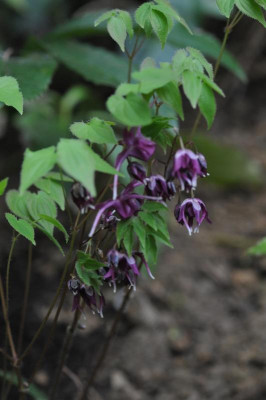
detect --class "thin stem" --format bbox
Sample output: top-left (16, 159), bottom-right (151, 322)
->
top-left (59, 166), bottom-right (73, 228)
top-left (78, 287), bottom-right (132, 400)
top-left (5, 233), bottom-right (18, 308)
top-left (17, 242), bottom-right (33, 355)
top-left (20, 212), bottom-right (81, 361)
top-left (88, 202), bottom-right (116, 238)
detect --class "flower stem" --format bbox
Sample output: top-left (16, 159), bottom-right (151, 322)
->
top-left (5, 233), bottom-right (18, 308)
top-left (78, 287), bottom-right (132, 400)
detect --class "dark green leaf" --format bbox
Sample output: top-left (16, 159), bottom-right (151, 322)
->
top-left (150, 9), bottom-right (169, 48)
top-left (123, 225), bottom-right (134, 255)
top-left (43, 40), bottom-right (128, 87)
top-left (139, 211), bottom-right (158, 231)
top-left (142, 201), bottom-right (168, 212)
top-left (157, 81), bottom-right (184, 120)
top-left (76, 251), bottom-right (105, 270)
top-left (76, 251), bottom-right (104, 293)
top-left (0, 177), bottom-right (8, 196)
top-left (235, 0), bottom-right (266, 26)
top-left (116, 219), bottom-right (132, 246)
top-left (132, 217), bottom-right (146, 249)
top-left (5, 213), bottom-right (35, 245)
top-left (107, 93), bottom-right (152, 127)
top-left (145, 234), bottom-right (158, 265)
top-left (198, 83), bottom-right (216, 129)
top-left (255, 0), bottom-right (266, 10)
top-left (19, 146), bottom-right (57, 195)
top-left (0, 76), bottom-right (23, 114)
top-left (0, 370), bottom-right (48, 400)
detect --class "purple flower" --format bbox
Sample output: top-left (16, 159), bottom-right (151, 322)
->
top-left (145, 175), bottom-right (176, 201)
top-left (100, 209), bottom-right (121, 231)
top-left (121, 127), bottom-right (156, 162)
top-left (174, 198), bottom-right (211, 235)
top-left (68, 278), bottom-right (105, 317)
top-left (71, 182), bottom-right (95, 214)
top-left (127, 162), bottom-right (147, 182)
top-left (104, 249), bottom-right (140, 292)
top-left (169, 149), bottom-right (208, 191)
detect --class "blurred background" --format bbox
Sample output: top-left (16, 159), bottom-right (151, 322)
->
top-left (1, 0), bottom-right (266, 399)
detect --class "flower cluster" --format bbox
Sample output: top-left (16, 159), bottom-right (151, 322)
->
top-left (69, 127), bottom-right (211, 317)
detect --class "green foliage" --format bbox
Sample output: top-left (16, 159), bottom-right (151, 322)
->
top-left (142, 116), bottom-right (174, 151)
top-left (182, 70), bottom-right (202, 108)
top-left (35, 178), bottom-right (65, 211)
top-left (248, 238), bottom-right (266, 255)
top-left (0, 76), bottom-right (23, 114)
top-left (39, 214), bottom-right (69, 242)
top-left (216, 0), bottom-right (235, 17)
top-left (75, 251), bottom-right (104, 293)
top-left (6, 189), bottom-right (31, 219)
top-left (0, 177), bottom-right (8, 196)
top-left (198, 83), bottom-right (216, 128)
top-left (132, 67), bottom-right (175, 94)
top-left (0, 370), bottom-right (48, 400)
top-left (235, 0), bottom-right (266, 27)
top-left (5, 213), bottom-right (36, 245)
top-left (27, 191), bottom-right (57, 235)
top-left (43, 40), bottom-right (128, 87)
top-left (19, 146), bottom-right (57, 194)
top-left (107, 93), bottom-right (152, 126)
top-left (0, 54), bottom-right (57, 100)
top-left (157, 82), bottom-right (184, 120)
top-left (70, 118), bottom-right (117, 144)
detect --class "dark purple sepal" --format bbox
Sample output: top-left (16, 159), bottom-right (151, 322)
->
top-left (174, 198), bottom-right (211, 235)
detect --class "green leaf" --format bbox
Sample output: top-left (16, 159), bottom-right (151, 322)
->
top-left (248, 238), bottom-right (266, 255)
top-left (107, 93), bottom-right (152, 127)
top-left (123, 225), bottom-right (134, 255)
top-left (27, 191), bottom-right (57, 235)
top-left (187, 47), bottom-right (214, 80)
top-left (142, 116), bottom-right (174, 151)
top-left (255, 0), bottom-right (266, 10)
top-left (39, 214), bottom-right (69, 242)
top-left (94, 10), bottom-right (114, 26)
top-left (145, 234), bottom-right (158, 265)
top-left (132, 67), bottom-right (174, 94)
top-left (19, 146), bottom-right (57, 195)
top-left (0, 370), bottom-right (48, 400)
top-left (70, 118), bottom-right (117, 144)
top-left (135, 3), bottom-right (152, 30)
top-left (43, 40), bottom-right (128, 87)
top-left (116, 219), bottom-right (132, 246)
top-left (0, 76), bottom-right (23, 114)
top-left (0, 177), bottom-right (8, 196)
top-left (5, 213), bottom-right (35, 245)
top-left (0, 54), bottom-right (57, 101)
top-left (107, 16), bottom-right (127, 52)
top-left (142, 201), bottom-right (168, 212)
top-left (182, 70), bottom-right (202, 108)
top-left (147, 226), bottom-right (173, 248)
top-left (157, 81), bottom-right (184, 120)
top-left (198, 83), bottom-right (217, 129)
top-left (139, 211), bottom-right (158, 231)
top-left (119, 10), bottom-right (134, 38)
top-left (154, 0), bottom-right (192, 34)
top-left (235, 0), bottom-right (266, 26)
top-left (35, 178), bottom-right (65, 211)
top-left (6, 189), bottom-right (31, 219)
top-left (46, 172), bottom-right (74, 182)
top-left (150, 9), bottom-right (169, 48)
top-left (75, 251), bottom-right (103, 293)
top-left (116, 83), bottom-right (140, 96)
top-left (57, 138), bottom-right (96, 196)
top-left (34, 224), bottom-right (64, 255)
top-left (216, 0), bottom-right (235, 17)
top-left (197, 72), bottom-right (225, 97)
top-left (132, 217), bottom-right (146, 249)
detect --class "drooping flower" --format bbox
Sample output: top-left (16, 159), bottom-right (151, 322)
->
top-left (145, 175), bottom-right (176, 201)
top-left (100, 209), bottom-right (121, 231)
top-left (71, 182), bottom-right (95, 214)
top-left (67, 278), bottom-right (105, 317)
top-left (174, 198), bottom-right (211, 235)
top-left (104, 249), bottom-right (140, 292)
top-left (168, 149), bottom-right (208, 191)
top-left (120, 127), bottom-right (156, 162)
top-left (127, 162), bottom-right (147, 182)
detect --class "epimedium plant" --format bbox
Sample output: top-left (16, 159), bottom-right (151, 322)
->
top-left (0, 0), bottom-right (266, 399)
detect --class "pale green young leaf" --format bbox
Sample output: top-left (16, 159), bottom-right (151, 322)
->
top-left (39, 214), bottom-right (69, 242)
top-left (6, 190), bottom-right (32, 219)
top-left (0, 76), bottom-right (23, 114)
top-left (107, 93), bottom-right (152, 127)
top-left (216, 0), bottom-right (235, 17)
top-left (182, 70), bottom-right (202, 108)
top-left (157, 81), bottom-right (184, 120)
top-left (35, 178), bottom-right (65, 211)
top-left (150, 9), bottom-right (169, 48)
top-left (132, 218), bottom-right (146, 250)
top-left (123, 225), bottom-right (134, 255)
top-left (88, 148), bottom-right (122, 176)
top-left (5, 213), bottom-right (36, 245)
top-left (187, 47), bottom-right (214, 80)
top-left (0, 177), bottom-right (8, 196)
top-left (19, 146), bottom-right (57, 195)
top-left (198, 73), bottom-right (225, 97)
top-left (198, 83), bottom-right (217, 129)
top-left (57, 138), bottom-right (96, 196)
top-left (28, 191), bottom-right (57, 235)
top-left (119, 10), bottom-right (134, 38)
top-left (116, 83), bottom-right (140, 96)
top-left (248, 238), bottom-right (266, 255)
top-left (94, 10), bottom-right (114, 26)
top-left (132, 67), bottom-right (174, 94)
top-left (235, 0), bottom-right (266, 26)
top-left (107, 16), bottom-right (127, 52)
top-left (70, 118), bottom-right (117, 144)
